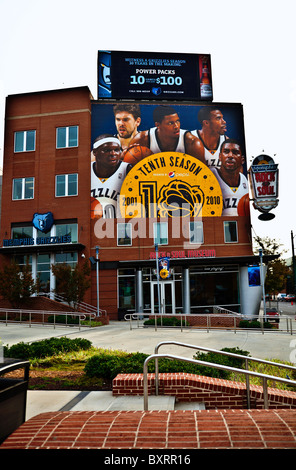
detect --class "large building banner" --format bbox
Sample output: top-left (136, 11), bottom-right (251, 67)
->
top-left (90, 101), bottom-right (249, 221)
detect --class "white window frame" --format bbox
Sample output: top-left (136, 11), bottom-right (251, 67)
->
top-left (189, 221), bottom-right (204, 244)
top-left (12, 177), bottom-right (34, 200)
top-left (153, 222), bottom-right (168, 246)
top-left (14, 130), bottom-right (36, 152)
top-left (117, 223), bottom-right (132, 246)
top-left (224, 221), bottom-right (238, 243)
top-left (55, 174), bottom-right (78, 197)
top-left (56, 126), bottom-right (78, 149)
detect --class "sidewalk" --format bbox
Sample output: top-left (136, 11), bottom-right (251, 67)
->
top-left (1, 320), bottom-right (296, 419)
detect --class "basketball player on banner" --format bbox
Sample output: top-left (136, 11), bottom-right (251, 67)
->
top-left (123, 105), bottom-right (205, 166)
top-left (210, 139), bottom-right (249, 216)
top-left (191, 106), bottom-right (228, 169)
top-left (90, 134), bottom-right (132, 219)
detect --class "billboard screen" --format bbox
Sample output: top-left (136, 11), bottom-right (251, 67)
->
top-left (90, 101), bottom-right (249, 221)
top-left (98, 50), bottom-right (213, 101)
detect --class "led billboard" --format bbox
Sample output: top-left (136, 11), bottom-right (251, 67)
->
top-left (98, 50), bottom-right (213, 101)
top-left (90, 101), bottom-right (249, 220)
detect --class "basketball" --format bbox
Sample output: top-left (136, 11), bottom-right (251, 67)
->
top-left (237, 193), bottom-right (250, 216)
top-left (90, 197), bottom-right (103, 219)
top-left (123, 145), bottom-right (153, 165)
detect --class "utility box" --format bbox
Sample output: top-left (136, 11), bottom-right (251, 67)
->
top-left (0, 358), bottom-right (30, 443)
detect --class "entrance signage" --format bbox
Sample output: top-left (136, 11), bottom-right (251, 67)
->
top-left (249, 154), bottom-right (279, 220)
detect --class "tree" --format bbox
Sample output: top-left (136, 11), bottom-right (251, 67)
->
top-left (0, 261), bottom-right (36, 308)
top-left (51, 261), bottom-right (91, 307)
top-left (253, 236), bottom-right (290, 295)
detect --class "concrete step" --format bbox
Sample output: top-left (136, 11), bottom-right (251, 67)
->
top-left (175, 401), bottom-right (206, 410)
top-left (26, 391), bottom-right (175, 420)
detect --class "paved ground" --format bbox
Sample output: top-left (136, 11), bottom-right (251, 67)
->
top-left (1, 319), bottom-right (296, 362)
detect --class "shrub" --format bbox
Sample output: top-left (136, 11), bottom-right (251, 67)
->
top-left (143, 317), bottom-right (189, 327)
top-left (84, 347), bottom-right (251, 380)
top-left (4, 337), bottom-right (92, 359)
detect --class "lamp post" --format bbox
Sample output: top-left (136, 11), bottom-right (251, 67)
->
top-left (259, 248), bottom-right (266, 318)
top-left (291, 231), bottom-right (296, 295)
top-left (155, 243), bottom-right (161, 315)
top-left (90, 246), bottom-right (100, 317)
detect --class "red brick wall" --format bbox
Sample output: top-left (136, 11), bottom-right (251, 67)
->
top-left (113, 373), bottom-right (296, 410)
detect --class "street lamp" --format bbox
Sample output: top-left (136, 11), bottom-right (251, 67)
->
top-left (291, 231), bottom-right (296, 296)
top-left (90, 246), bottom-right (100, 317)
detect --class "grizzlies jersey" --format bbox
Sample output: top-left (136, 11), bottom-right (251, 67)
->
top-left (211, 167), bottom-right (248, 216)
top-left (148, 127), bottom-right (188, 153)
top-left (191, 130), bottom-right (226, 168)
top-left (91, 161), bottom-right (129, 201)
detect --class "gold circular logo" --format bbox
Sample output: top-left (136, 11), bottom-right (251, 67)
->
top-left (119, 152), bottom-right (222, 218)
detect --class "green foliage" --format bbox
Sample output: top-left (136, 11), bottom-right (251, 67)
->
top-left (51, 261), bottom-right (91, 306)
top-left (84, 347), bottom-right (251, 380)
top-left (4, 337), bottom-right (92, 359)
top-left (239, 320), bottom-right (272, 329)
top-left (143, 317), bottom-right (189, 327)
top-left (0, 261), bottom-right (36, 308)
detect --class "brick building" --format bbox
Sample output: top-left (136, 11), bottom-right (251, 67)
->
top-left (0, 86), bottom-right (264, 320)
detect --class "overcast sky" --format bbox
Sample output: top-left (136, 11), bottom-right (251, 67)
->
top-left (1, 0), bottom-right (295, 256)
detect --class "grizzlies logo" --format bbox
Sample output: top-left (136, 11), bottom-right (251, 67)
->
top-left (98, 51), bottom-right (112, 97)
top-left (32, 212), bottom-right (54, 233)
top-left (158, 180), bottom-right (204, 218)
top-left (119, 152), bottom-right (223, 218)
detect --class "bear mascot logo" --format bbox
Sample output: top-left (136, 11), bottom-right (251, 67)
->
top-left (32, 212), bottom-right (54, 233)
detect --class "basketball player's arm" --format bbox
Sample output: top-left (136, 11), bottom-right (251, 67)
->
top-left (128, 131), bottom-right (149, 148)
top-left (185, 133), bottom-right (206, 163)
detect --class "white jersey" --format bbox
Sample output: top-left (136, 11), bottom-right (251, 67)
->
top-left (211, 167), bottom-right (248, 216)
top-left (91, 161), bottom-right (129, 201)
top-left (148, 127), bottom-right (188, 153)
top-left (191, 130), bottom-right (226, 168)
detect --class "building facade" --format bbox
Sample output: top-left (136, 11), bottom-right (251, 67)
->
top-left (0, 86), bottom-right (263, 320)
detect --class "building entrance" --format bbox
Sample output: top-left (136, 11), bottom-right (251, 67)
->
top-left (151, 280), bottom-right (175, 314)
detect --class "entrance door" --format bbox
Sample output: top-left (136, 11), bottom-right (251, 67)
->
top-left (151, 281), bottom-right (175, 314)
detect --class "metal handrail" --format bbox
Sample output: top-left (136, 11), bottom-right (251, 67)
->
top-left (124, 312), bottom-right (294, 334)
top-left (143, 352), bottom-right (296, 411)
top-left (153, 340), bottom-right (296, 407)
top-left (0, 307), bottom-right (96, 330)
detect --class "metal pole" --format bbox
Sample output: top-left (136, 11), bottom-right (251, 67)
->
top-left (96, 246), bottom-right (99, 317)
top-left (291, 230), bottom-right (296, 296)
top-left (155, 243), bottom-right (161, 315)
top-left (259, 248), bottom-right (266, 318)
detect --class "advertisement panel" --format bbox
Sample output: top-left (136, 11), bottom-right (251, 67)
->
top-left (98, 50), bottom-right (213, 101)
top-left (249, 154), bottom-right (279, 220)
top-left (90, 101), bottom-right (249, 222)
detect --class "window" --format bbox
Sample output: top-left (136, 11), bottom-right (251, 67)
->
top-left (14, 130), bottom-right (36, 152)
top-left (224, 221), bottom-right (238, 243)
top-left (153, 222), bottom-right (168, 245)
top-left (56, 126), bottom-right (78, 148)
top-left (55, 252), bottom-right (78, 269)
top-left (56, 174), bottom-right (78, 197)
top-left (11, 226), bottom-right (33, 239)
top-left (56, 223), bottom-right (78, 243)
top-left (12, 177), bottom-right (34, 200)
top-left (189, 221), bottom-right (204, 244)
top-left (117, 223), bottom-right (132, 246)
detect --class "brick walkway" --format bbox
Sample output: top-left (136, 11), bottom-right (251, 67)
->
top-left (1, 409), bottom-right (296, 449)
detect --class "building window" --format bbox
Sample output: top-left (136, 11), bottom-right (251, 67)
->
top-left (56, 174), bottom-right (78, 197)
top-left (14, 130), bottom-right (36, 152)
top-left (11, 226), bottom-right (33, 239)
top-left (55, 252), bottom-right (78, 268)
top-left (153, 222), bottom-right (168, 245)
top-left (56, 126), bottom-right (78, 148)
top-left (56, 223), bottom-right (78, 243)
top-left (224, 221), bottom-right (238, 243)
top-left (189, 221), bottom-right (204, 244)
top-left (12, 177), bottom-right (34, 200)
top-left (117, 223), bottom-right (132, 246)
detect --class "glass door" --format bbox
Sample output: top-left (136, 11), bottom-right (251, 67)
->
top-left (151, 281), bottom-right (175, 314)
